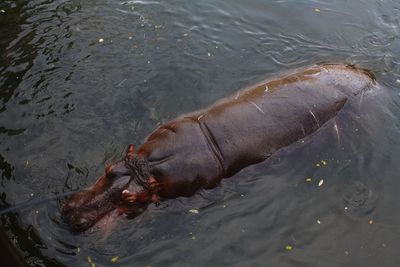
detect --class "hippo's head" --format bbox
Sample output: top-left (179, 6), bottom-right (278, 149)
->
top-left (61, 144), bottom-right (160, 232)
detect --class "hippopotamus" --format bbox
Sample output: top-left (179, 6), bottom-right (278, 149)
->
top-left (61, 64), bottom-right (377, 232)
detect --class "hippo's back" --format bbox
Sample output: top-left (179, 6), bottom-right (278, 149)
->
top-left (186, 64), bottom-right (376, 176)
top-left (139, 64), bottom-right (377, 197)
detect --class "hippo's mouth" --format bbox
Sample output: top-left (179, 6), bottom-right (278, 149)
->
top-left (61, 145), bottom-right (159, 232)
top-left (61, 175), bottom-right (138, 232)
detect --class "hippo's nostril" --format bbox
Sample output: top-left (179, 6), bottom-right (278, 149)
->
top-left (77, 217), bottom-right (90, 227)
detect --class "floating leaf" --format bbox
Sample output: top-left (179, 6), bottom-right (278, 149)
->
top-left (317, 219), bottom-right (321, 224)
top-left (207, 52), bottom-right (211, 57)
top-left (191, 236), bottom-right (196, 240)
top-left (88, 257), bottom-right (96, 267)
top-left (0, 9), bottom-right (5, 13)
top-left (111, 256), bottom-right (119, 263)
top-left (76, 247), bottom-right (80, 253)
top-left (318, 179), bottom-right (324, 187)
top-left (369, 219), bottom-right (374, 225)
top-left (396, 79), bottom-right (400, 83)
top-left (189, 209), bottom-right (199, 214)
top-left (98, 38), bottom-right (104, 43)
top-left (321, 160), bottom-right (328, 166)
top-left (183, 33), bottom-right (189, 37)
top-left (285, 245), bottom-right (293, 251)
top-left (306, 177), bottom-right (312, 182)
top-left (314, 8), bottom-right (321, 12)
top-left (315, 163), bottom-right (321, 167)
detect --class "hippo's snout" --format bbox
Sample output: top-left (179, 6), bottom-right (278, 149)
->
top-left (61, 148), bottom-right (157, 232)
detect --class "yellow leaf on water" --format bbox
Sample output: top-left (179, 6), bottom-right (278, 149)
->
top-left (111, 256), bottom-right (119, 262)
top-left (87, 257), bottom-right (92, 263)
top-left (314, 8), bottom-right (321, 12)
top-left (321, 160), bottom-right (328, 165)
top-left (315, 163), bottom-right (321, 167)
top-left (285, 245), bottom-right (293, 251)
top-left (306, 177), bottom-right (312, 182)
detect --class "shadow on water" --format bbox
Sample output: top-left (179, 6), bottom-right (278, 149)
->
top-left (1, 0), bottom-right (400, 266)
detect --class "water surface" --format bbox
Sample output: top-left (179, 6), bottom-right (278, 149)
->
top-left (1, 0), bottom-right (400, 266)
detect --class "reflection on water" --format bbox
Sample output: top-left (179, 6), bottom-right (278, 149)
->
top-left (1, 0), bottom-right (400, 266)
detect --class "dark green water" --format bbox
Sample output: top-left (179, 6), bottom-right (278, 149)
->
top-left (1, 0), bottom-right (400, 266)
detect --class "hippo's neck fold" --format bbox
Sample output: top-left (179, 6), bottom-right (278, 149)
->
top-left (196, 119), bottom-right (226, 177)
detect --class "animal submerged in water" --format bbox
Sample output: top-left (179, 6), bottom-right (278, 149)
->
top-left (61, 64), bottom-right (377, 232)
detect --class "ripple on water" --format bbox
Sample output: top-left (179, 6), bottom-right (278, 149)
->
top-left (1, 0), bottom-right (400, 266)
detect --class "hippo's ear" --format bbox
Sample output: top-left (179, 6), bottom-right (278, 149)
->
top-left (126, 144), bottom-right (136, 157)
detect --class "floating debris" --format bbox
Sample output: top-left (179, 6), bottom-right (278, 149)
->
top-left (111, 256), bottom-right (119, 263)
top-left (317, 219), bottom-right (321, 224)
top-left (98, 38), bottom-right (104, 43)
top-left (368, 219), bottom-right (374, 225)
top-left (314, 8), bottom-right (321, 12)
top-left (189, 209), bottom-right (199, 214)
top-left (207, 52), bottom-right (211, 57)
top-left (76, 247), bottom-right (80, 253)
top-left (306, 177), bottom-right (312, 182)
top-left (396, 79), bottom-right (400, 83)
top-left (222, 204), bottom-right (227, 208)
top-left (0, 9), bottom-right (5, 13)
top-left (318, 179), bottom-right (324, 187)
top-left (240, 194), bottom-right (245, 197)
top-left (344, 206), bottom-right (348, 210)
top-left (87, 256), bottom-right (96, 267)
top-left (321, 160), bottom-right (328, 166)
top-left (345, 250), bottom-right (349, 255)
top-left (285, 245), bottom-right (293, 251)
top-left (183, 33), bottom-right (189, 37)
top-left (191, 236), bottom-right (196, 240)
top-left (315, 163), bottom-right (321, 167)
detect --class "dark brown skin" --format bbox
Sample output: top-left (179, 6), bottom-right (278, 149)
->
top-left (61, 64), bottom-right (377, 232)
